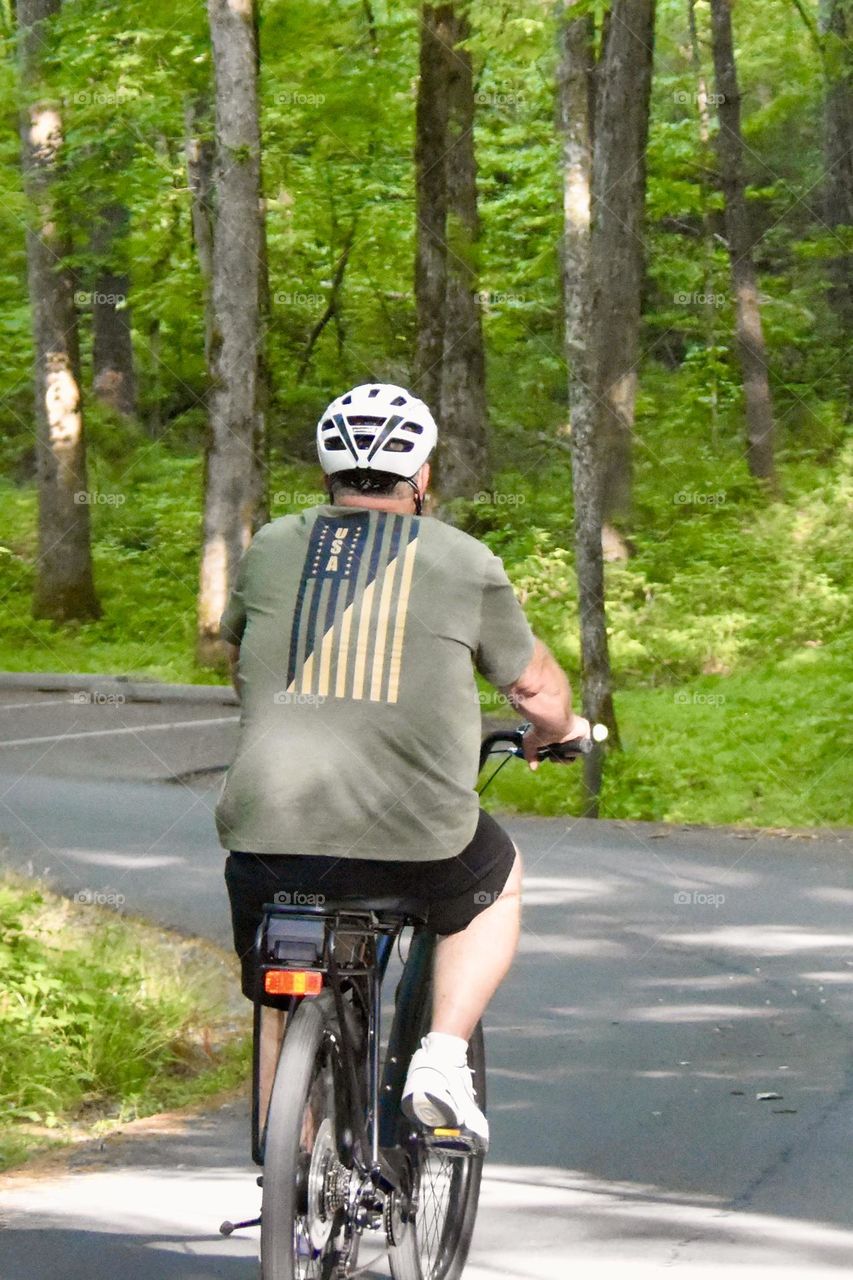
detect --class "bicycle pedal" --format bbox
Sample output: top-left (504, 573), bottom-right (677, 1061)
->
top-left (424, 1126), bottom-right (484, 1156)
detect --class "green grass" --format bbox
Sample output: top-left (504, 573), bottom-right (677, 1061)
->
top-left (0, 876), bottom-right (251, 1170)
top-left (481, 642), bottom-right (851, 828)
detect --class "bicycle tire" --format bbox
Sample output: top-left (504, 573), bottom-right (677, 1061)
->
top-left (387, 1015), bottom-right (486, 1280)
top-left (261, 992), bottom-right (348, 1280)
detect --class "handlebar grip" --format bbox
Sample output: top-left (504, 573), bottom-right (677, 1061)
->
top-left (536, 723), bottom-right (608, 761)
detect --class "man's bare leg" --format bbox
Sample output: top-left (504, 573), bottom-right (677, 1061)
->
top-left (258, 1006), bottom-right (287, 1129)
top-left (430, 848), bottom-right (523, 1041)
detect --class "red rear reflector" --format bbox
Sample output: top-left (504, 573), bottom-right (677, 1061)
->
top-left (265, 969), bottom-right (323, 996)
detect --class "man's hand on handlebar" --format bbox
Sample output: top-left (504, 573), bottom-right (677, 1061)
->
top-left (522, 714), bottom-right (591, 771)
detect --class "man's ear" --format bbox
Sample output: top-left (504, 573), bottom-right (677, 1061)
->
top-left (418, 461), bottom-right (431, 498)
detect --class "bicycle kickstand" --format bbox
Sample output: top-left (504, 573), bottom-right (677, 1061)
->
top-left (220, 1213), bottom-right (261, 1236)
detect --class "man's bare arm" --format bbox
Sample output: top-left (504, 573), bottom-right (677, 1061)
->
top-left (502, 638), bottom-right (589, 770)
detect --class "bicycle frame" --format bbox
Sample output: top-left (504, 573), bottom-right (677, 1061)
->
top-left (251, 902), bottom-right (436, 1189)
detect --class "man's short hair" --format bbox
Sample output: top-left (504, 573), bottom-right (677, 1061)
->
top-left (329, 468), bottom-right (410, 498)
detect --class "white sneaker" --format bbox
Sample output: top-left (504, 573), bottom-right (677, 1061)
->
top-left (401, 1034), bottom-right (489, 1150)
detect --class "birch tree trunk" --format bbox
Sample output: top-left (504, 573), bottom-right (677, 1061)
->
top-left (197, 0), bottom-right (266, 667)
top-left (710, 0), bottom-right (777, 486)
top-left (558, 2), bottom-right (619, 814)
top-left (19, 0), bottom-right (100, 622)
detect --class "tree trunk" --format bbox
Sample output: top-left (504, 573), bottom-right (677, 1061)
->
top-left (590, 0), bottom-right (656, 522)
top-left (820, 0), bottom-right (853, 336)
top-left (437, 4), bottom-right (490, 501)
top-left (413, 4), bottom-right (452, 415)
top-left (413, 3), bottom-right (489, 503)
top-left (198, 0), bottom-right (266, 668)
top-left (688, 0), bottom-right (720, 444)
top-left (91, 202), bottom-right (137, 417)
top-left (558, 2), bottom-right (619, 815)
top-left (250, 0), bottom-right (269, 531)
top-left (710, 0), bottom-right (777, 486)
top-left (19, 0), bottom-right (100, 622)
top-left (184, 93), bottom-right (216, 366)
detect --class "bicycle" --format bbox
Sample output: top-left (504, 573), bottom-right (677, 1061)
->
top-left (221, 720), bottom-right (606, 1279)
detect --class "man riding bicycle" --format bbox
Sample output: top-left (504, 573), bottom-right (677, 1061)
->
top-left (217, 382), bottom-right (588, 1151)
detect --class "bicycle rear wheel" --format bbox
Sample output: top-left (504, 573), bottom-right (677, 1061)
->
top-left (261, 992), bottom-right (350, 1280)
top-left (386, 1018), bottom-right (486, 1280)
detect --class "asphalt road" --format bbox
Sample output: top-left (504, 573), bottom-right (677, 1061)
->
top-left (0, 686), bottom-right (851, 1278)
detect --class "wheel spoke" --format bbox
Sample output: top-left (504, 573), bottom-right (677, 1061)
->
top-left (415, 1145), bottom-right (462, 1276)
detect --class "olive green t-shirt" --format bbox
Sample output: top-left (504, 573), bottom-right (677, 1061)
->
top-left (215, 504), bottom-right (535, 861)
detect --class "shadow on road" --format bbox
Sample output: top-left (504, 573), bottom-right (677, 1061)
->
top-left (0, 1227), bottom-right (256, 1280)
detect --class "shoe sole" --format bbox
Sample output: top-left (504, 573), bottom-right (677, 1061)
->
top-left (401, 1092), bottom-right (490, 1154)
top-left (401, 1090), bottom-right (457, 1128)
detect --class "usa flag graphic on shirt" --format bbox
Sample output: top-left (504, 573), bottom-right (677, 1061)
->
top-left (285, 514), bottom-right (420, 703)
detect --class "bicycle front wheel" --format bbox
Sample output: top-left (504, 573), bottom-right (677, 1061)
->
top-left (261, 992), bottom-right (349, 1280)
top-left (387, 1019), bottom-right (486, 1280)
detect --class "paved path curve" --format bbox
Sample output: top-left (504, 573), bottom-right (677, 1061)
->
top-left (0, 688), bottom-right (851, 1278)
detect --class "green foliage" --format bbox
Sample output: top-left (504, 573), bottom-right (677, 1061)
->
top-left (0, 877), bottom-right (250, 1169)
top-left (482, 640), bottom-right (852, 827)
top-left (0, 0), bottom-right (848, 832)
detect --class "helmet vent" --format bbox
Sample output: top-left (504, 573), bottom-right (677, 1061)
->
top-left (316, 383), bottom-right (437, 479)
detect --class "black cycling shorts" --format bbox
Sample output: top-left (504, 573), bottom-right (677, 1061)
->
top-left (224, 809), bottom-right (517, 999)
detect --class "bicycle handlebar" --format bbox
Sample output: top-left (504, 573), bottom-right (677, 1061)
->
top-left (478, 722), bottom-right (608, 773)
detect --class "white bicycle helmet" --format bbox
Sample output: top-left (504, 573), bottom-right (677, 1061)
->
top-left (316, 383), bottom-right (437, 479)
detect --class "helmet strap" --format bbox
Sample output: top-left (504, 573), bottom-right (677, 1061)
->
top-left (404, 476), bottom-right (423, 515)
